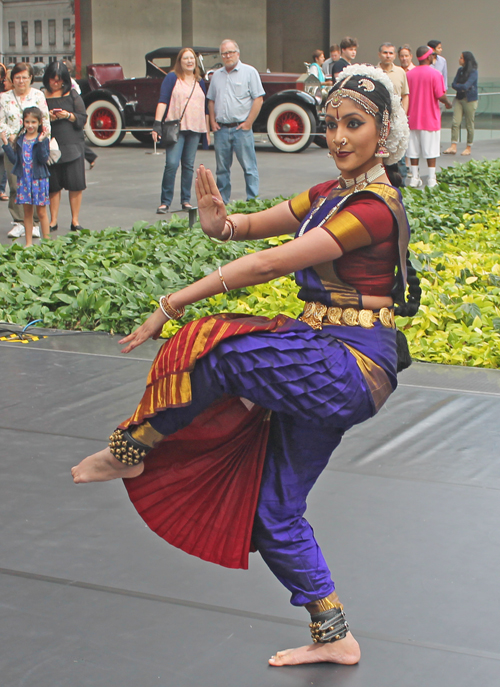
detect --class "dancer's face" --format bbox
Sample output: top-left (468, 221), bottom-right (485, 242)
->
top-left (326, 99), bottom-right (380, 178)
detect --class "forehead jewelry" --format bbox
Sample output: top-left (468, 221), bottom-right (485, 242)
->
top-left (326, 76), bottom-right (379, 117)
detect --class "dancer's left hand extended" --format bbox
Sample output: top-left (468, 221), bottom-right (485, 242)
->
top-left (119, 308), bottom-right (167, 353)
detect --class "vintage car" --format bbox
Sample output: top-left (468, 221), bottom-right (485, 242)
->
top-left (78, 47), bottom-right (326, 153)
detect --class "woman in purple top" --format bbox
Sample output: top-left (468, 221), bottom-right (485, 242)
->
top-left (152, 48), bottom-right (210, 214)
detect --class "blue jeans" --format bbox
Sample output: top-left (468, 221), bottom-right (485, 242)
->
top-left (214, 127), bottom-right (259, 203)
top-left (160, 130), bottom-right (201, 206)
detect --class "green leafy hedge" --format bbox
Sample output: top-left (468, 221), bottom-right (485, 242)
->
top-left (1, 162), bottom-right (499, 368)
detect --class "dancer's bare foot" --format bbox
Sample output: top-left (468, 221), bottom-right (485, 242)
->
top-left (269, 631), bottom-right (360, 667)
top-left (71, 446), bottom-right (144, 483)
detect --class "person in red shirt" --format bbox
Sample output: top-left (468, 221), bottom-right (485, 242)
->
top-left (406, 46), bottom-right (452, 188)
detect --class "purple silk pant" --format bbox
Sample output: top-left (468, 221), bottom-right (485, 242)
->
top-left (149, 328), bottom-right (375, 606)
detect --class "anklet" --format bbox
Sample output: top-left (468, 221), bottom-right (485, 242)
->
top-left (109, 428), bottom-right (151, 466)
top-left (309, 606), bottom-right (349, 643)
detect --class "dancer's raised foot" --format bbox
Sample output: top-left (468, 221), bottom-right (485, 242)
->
top-left (269, 631), bottom-right (360, 667)
top-left (71, 446), bottom-right (144, 483)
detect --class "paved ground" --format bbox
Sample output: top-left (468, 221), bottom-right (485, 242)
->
top-left (1, 133), bottom-right (499, 244)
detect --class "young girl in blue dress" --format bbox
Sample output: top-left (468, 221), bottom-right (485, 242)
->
top-left (1, 106), bottom-right (50, 246)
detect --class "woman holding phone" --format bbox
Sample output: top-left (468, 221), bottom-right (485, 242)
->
top-left (42, 61), bottom-right (87, 232)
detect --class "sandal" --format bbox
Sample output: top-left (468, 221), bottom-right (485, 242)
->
top-left (0, 192), bottom-right (8, 201)
top-left (182, 203), bottom-right (193, 210)
top-left (443, 147), bottom-right (456, 155)
top-left (156, 205), bottom-right (169, 214)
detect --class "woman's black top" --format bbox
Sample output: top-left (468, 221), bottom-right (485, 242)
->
top-left (45, 89), bottom-right (87, 163)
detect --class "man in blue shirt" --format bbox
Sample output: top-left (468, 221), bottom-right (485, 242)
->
top-left (428, 39), bottom-right (448, 87)
top-left (207, 39), bottom-right (265, 203)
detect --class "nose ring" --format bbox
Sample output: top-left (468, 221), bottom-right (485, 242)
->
top-left (340, 137), bottom-right (347, 147)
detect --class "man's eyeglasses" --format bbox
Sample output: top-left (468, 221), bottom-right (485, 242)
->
top-left (221, 51), bottom-right (237, 58)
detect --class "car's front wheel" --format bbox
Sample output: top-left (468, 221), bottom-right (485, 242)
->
top-left (266, 102), bottom-right (316, 153)
top-left (85, 100), bottom-right (125, 147)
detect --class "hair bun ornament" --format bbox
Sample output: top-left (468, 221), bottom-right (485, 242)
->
top-left (333, 64), bottom-right (410, 166)
top-left (358, 78), bottom-right (375, 92)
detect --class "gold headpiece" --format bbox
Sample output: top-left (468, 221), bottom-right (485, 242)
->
top-left (326, 76), bottom-right (379, 117)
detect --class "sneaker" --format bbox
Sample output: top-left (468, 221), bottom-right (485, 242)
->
top-left (7, 222), bottom-right (25, 238)
top-left (32, 225), bottom-right (41, 238)
top-left (408, 176), bottom-right (423, 188)
top-left (427, 178), bottom-right (438, 189)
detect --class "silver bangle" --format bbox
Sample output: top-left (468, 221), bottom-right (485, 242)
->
top-left (159, 298), bottom-right (173, 320)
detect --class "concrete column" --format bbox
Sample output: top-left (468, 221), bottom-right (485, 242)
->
top-left (182, 0), bottom-right (194, 47)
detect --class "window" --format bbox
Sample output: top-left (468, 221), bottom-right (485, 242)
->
top-left (8, 22), bottom-right (15, 47)
top-left (21, 21), bottom-right (28, 47)
top-left (48, 19), bottom-right (56, 46)
top-left (35, 20), bottom-right (42, 46)
top-left (63, 18), bottom-right (71, 46)
top-left (8, 56), bottom-right (17, 64)
top-left (21, 56), bottom-right (30, 63)
top-left (48, 56), bottom-right (58, 63)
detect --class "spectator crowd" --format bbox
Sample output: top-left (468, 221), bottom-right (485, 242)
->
top-left (0, 34), bottom-right (481, 245)
top-left (314, 36), bottom-right (479, 187)
top-left (0, 59), bottom-right (89, 245)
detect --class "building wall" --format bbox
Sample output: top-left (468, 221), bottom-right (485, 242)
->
top-left (81, 0), bottom-right (181, 77)
top-left (329, 0), bottom-right (500, 82)
top-left (267, 0), bottom-right (329, 73)
top-left (191, 0), bottom-right (267, 71)
top-left (2, 0), bottom-right (74, 65)
top-left (79, 0), bottom-right (266, 77)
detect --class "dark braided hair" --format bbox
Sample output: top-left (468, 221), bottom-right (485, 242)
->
top-left (394, 254), bottom-right (422, 318)
top-left (328, 74), bottom-right (402, 187)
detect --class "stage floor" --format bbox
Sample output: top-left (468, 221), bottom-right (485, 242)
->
top-left (1, 333), bottom-right (500, 687)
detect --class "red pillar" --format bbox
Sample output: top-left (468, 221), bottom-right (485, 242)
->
top-left (74, 0), bottom-right (82, 77)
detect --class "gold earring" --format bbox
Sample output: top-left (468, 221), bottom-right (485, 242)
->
top-left (375, 109), bottom-right (390, 158)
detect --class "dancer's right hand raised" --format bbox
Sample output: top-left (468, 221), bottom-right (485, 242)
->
top-left (195, 165), bottom-right (228, 239)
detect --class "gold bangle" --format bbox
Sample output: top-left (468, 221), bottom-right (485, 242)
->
top-left (159, 294), bottom-right (185, 320)
top-left (218, 266), bottom-right (229, 293)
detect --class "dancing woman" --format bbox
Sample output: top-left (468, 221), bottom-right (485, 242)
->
top-left (72, 65), bottom-right (414, 667)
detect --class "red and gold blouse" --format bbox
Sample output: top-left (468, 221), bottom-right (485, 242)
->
top-left (289, 180), bottom-right (410, 309)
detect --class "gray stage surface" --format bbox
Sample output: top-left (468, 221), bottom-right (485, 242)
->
top-left (1, 333), bottom-right (500, 687)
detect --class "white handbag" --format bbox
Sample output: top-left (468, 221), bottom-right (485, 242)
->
top-left (47, 137), bottom-right (61, 165)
